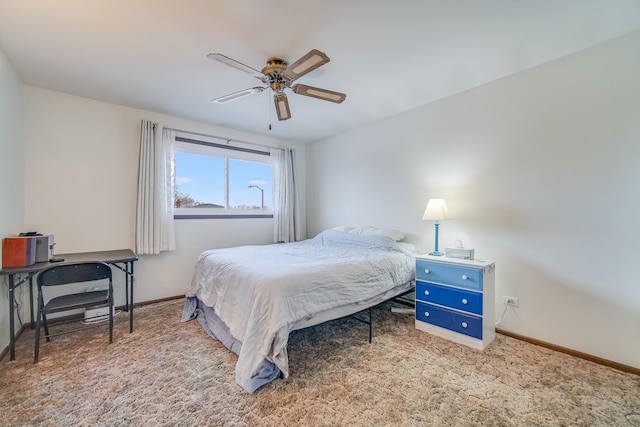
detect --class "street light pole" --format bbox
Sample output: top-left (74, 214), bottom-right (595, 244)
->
top-left (247, 184), bottom-right (264, 209)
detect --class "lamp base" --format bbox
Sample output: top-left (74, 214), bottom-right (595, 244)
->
top-left (428, 250), bottom-right (444, 256)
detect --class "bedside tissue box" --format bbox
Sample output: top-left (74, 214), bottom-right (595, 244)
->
top-left (445, 247), bottom-right (474, 260)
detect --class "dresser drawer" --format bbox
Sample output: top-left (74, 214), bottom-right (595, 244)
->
top-left (416, 301), bottom-right (482, 339)
top-left (415, 281), bottom-right (482, 315)
top-left (416, 259), bottom-right (483, 290)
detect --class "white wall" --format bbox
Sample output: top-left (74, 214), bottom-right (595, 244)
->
top-left (0, 48), bottom-right (25, 351)
top-left (307, 31), bottom-right (640, 369)
top-left (23, 87), bottom-right (306, 307)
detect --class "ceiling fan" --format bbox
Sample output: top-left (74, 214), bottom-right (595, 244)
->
top-left (207, 49), bottom-right (346, 121)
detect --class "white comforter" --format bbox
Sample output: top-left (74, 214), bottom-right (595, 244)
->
top-left (184, 230), bottom-right (415, 392)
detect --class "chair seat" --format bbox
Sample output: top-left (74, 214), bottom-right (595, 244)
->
top-left (45, 290), bottom-right (110, 313)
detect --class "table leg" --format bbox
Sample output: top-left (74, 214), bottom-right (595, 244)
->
top-left (8, 275), bottom-right (16, 361)
top-left (129, 261), bottom-right (134, 333)
top-left (29, 276), bottom-right (34, 329)
top-left (124, 266), bottom-right (130, 313)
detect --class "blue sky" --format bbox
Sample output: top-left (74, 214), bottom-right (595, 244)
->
top-left (175, 152), bottom-right (272, 208)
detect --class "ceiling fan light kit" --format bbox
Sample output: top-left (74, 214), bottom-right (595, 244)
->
top-left (208, 49), bottom-right (346, 121)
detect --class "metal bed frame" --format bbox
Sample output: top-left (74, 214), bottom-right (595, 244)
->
top-left (348, 286), bottom-right (415, 343)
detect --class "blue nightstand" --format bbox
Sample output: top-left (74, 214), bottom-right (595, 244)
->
top-left (415, 255), bottom-right (495, 350)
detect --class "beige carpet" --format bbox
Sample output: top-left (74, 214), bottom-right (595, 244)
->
top-left (1, 298), bottom-right (638, 426)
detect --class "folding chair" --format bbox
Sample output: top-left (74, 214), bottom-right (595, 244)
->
top-left (34, 261), bottom-right (113, 363)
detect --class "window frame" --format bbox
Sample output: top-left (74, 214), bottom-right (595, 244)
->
top-left (173, 135), bottom-right (274, 219)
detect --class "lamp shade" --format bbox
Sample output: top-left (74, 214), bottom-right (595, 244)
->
top-left (422, 199), bottom-right (451, 221)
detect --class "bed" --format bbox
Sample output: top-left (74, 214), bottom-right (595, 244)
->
top-left (181, 228), bottom-right (416, 393)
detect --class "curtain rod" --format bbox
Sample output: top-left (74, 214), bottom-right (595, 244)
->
top-left (162, 126), bottom-right (275, 151)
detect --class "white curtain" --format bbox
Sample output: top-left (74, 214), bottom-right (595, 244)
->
top-left (135, 120), bottom-right (176, 254)
top-left (271, 147), bottom-right (301, 243)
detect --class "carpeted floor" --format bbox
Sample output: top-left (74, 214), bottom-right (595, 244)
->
top-left (1, 298), bottom-right (638, 426)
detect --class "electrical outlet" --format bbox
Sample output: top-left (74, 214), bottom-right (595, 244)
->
top-left (503, 296), bottom-right (519, 307)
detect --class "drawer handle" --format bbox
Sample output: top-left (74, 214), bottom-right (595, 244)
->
top-left (424, 269), bottom-right (430, 274)
top-left (424, 290), bottom-right (430, 296)
top-left (424, 312), bottom-right (430, 317)
top-left (462, 275), bottom-right (468, 280)
top-left (461, 322), bottom-right (468, 328)
top-left (461, 298), bottom-right (468, 304)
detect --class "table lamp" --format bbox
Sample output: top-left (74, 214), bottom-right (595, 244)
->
top-left (422, 198), bottom-right (451, 256)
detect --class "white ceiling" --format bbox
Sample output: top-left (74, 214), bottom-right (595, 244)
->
top-left (1, 1), bottom-right (639, 143)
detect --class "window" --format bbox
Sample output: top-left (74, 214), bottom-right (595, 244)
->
top-left (173, 135), bottom-right (273, 218)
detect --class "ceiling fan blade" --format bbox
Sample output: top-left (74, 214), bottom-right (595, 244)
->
top-left (207, 53), bottom-right (265, 79)
top-left (283, 49), bottom-right (330, 81)
top-left (291, 84), bottom-right (346, 104)
top-left (273, 93), bottom-right (292, 121)
top-left (212, 87), bottom-right (266, 103)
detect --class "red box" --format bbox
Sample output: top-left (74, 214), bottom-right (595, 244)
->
top-left (2, 237), bottom-right (37, 268)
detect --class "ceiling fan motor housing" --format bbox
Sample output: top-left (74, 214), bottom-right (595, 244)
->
top-left (262, 58), bottom-right (290, 93)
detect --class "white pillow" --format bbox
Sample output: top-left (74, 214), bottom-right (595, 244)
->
top-left (349, 226), bottom-right (405, 242)
top-left (330, 226), bottom-right (355, 233)
top-left (396, 242), bottom-right (417, 253)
